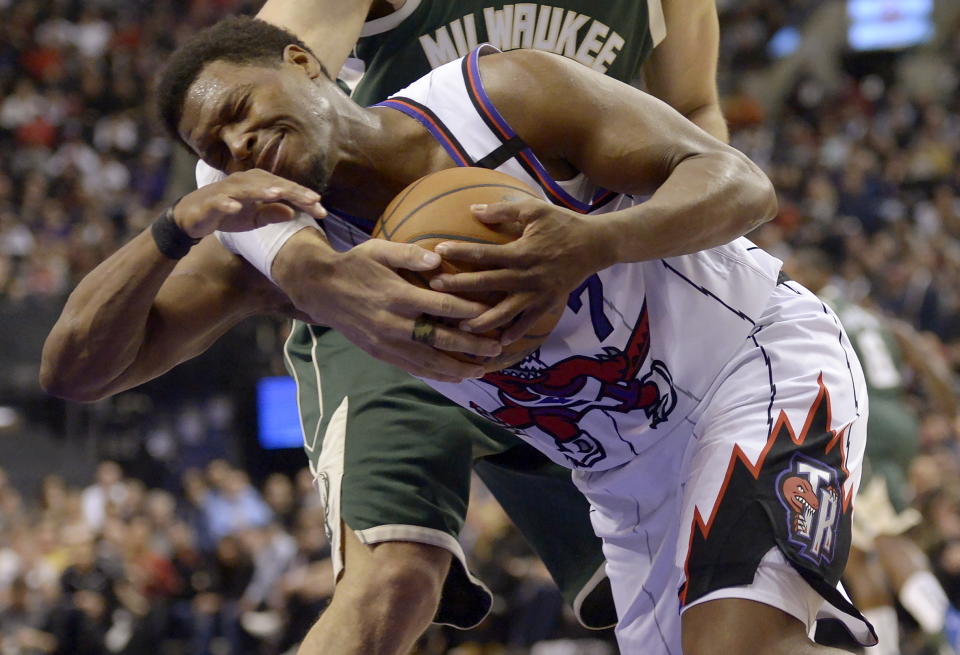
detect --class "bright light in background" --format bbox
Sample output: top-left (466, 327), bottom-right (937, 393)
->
top-left (768, 26), bottom-right (802, 59)
top-left (256, 377), bottom-right (302, 450)
top-left (848, 0), bottom-right (934, 51)
top-left (0, 407), bottom-right (18, 429)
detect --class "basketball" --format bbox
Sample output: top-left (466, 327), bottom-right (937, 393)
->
top-left (373, 167), bottom-right (565, 371)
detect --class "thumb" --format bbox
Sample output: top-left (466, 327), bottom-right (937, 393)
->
top-left (472, 199), bottom-right (535, 236)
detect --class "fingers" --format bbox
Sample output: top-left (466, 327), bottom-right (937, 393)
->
top-left (215, 197), bottom-right (243, 214)
top-left (408, 316), bottom-right (503, 358)
top-left (434, 240), bottom-right (520, 267)
top-left (432, 198), bottom-right (553, 263)
top-left (209, 195), bottom-right (308, 233)
top-left (246, 201), bottom-right (297, 227)
top-left (363, 240), bottom-right (441, 271)
top-left (344, 307), bottom-right (499, 381)
top-left (227, 175), bottom-right (326, 219)
top-left (371, 338), bottom-right (491, 382)
top-left (429, 269), bottom-right (528, 293)
top-left (501, 301), bottom-right (560, 344)
top-left (179, 169), bottom-right (327, 237)
top-left (471, 198), bottom-right (537, 226)
top-left (460, 293), bottom-right (536, 335)
top-left (390, 285), bottom-right (489, 319)
top-left (462, 296), bottom-right (558, 345)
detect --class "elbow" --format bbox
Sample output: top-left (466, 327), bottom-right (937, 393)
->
top-left (736, 153), bottom-right (778, 231)
top-left (39, 364), bottom-right (105, 403)
top-left (39, 343), bottom-right (111, 403)
top-left (755, 171), bottom-right (778, 228)
top-left (41, 381), bottom-right (109, 404)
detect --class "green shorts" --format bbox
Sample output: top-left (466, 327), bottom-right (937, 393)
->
top-left (284, 322), bottom-right (614, 629)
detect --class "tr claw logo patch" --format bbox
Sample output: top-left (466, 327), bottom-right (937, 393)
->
top-left (679, 375), bottom-right (854, 608)
top-left (777, 457), bottom-right (841, 565)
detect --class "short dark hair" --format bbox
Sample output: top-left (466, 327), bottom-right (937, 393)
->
top-left (156, 16), bottom-right (323, 143)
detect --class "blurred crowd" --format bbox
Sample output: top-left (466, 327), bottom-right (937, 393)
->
top-left (726, 13), bottom-right (960, 655)
top-left (718, 0), bottom-right (822, 70)
top-left (0, 0), bottom-right (257, 302)
top-left (0, 460), bottom-right (610, 655)
top-left (0, 458), bottom-right (331, 655)
top-left (1, 0), bottom-right (960, 653)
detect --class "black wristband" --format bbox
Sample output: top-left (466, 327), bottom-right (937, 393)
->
top-left (151, 201), bottom-right (200, 260)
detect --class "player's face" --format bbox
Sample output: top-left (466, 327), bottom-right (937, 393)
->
top-left (178, 57), bottom-right (333, 192)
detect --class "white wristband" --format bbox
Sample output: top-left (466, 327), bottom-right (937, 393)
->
top-left (215, 216), bottom-right (320, 284)
top-left (196, 158), bottom-right (321, 284)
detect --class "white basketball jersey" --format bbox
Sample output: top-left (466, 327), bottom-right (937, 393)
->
top-left (327, 45), bottom-right (780, 471)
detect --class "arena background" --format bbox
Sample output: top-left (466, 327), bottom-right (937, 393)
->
top-left (0, 0), bottom-right (958, 653)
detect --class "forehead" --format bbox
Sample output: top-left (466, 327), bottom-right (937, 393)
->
top-left (177, 59), bottom-right (275, 145)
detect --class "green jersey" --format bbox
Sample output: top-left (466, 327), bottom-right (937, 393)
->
top-left (351, 0), bottom-right (664, 105)
top-left (823, 289), bottom-right (918, 506)
top-left (829, 296), bottom-right (906, 401)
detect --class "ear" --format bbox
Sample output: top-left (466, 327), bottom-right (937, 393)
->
top-left (283, 44), bottom-right (326, 80)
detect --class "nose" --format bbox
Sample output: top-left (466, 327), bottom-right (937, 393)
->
top-left (221, 124), bottom-right (257, 164)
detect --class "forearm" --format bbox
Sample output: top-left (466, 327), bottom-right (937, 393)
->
top-left (644, 0), bottom-right (727, 143)
top-left (41, 229), bottom-right (177, 400)
top-left (256, 0), bottom-right (376, 74)
top-left (40, 167), bottom-right (306, 401)
top-left (270, 226), bottom-right (340, 322)
top-left (597, 151), bottom-right (776, 265)
top-left (685, 103), bottom-right (729, 144)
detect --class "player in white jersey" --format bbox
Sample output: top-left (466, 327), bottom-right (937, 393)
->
top-left (223, 45), bottom-right (875, 652)
top-left (44, 20), bottom-right (877, 655)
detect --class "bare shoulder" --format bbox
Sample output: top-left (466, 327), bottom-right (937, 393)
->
top-left (475, 49), bottom-right (602, 163)
top-left (477, 48), bottom-right (582, 97)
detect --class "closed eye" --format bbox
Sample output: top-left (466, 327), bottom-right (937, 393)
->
top-left (231, 94), bottom-right (250, 123)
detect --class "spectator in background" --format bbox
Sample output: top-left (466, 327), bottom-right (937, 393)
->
top-left (0, 577), bottom-right (56, 655)
top-left (239, 523), bottom-right (296, 614)
top-left (53, 527), bottom-right (115, 655)
top-left (166, 520), bottom-right (208, 649)
top-left (198, 534), bottom-right (254, 655)
top-left (80, 461), bottom-right (125, 534)
top-left (179, 468), bottom-right (215, 553)
top-left (277, 511), bottom-right (332, 653)
top-left (203, 469), bottom-right (272, 542)
top-left (262, 472), bottom-right (297, 530)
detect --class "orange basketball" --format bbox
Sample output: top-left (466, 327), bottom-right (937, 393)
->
top-left (373, 167), bottom-right (564, 372)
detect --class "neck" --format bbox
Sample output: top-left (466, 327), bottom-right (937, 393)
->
top-left (323, 105), bottom-right (454, 218)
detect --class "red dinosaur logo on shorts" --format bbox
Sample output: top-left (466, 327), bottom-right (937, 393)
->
top-left (777, 458), bottom-right (841, 564)
top-left (782, 476), bottom-right (819, 537)
top-left (472, 302), bottom-right (676, 467)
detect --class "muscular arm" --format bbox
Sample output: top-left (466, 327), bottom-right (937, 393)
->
top-left (488, 50), bottom-right (775, 265)
top-left (40, 170), bottom-right (320, 402)
top-left (643, 0), bottom-right (728, 142)
top-left (433, 50), bottom-right (775, 338)
top-left (40, 233), bottom-right (291, 402)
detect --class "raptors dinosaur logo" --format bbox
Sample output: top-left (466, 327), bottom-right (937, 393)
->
top-left (471, 301), bottom-right (677, 468)
top-left (777, 456), bottom-right (841, 565)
